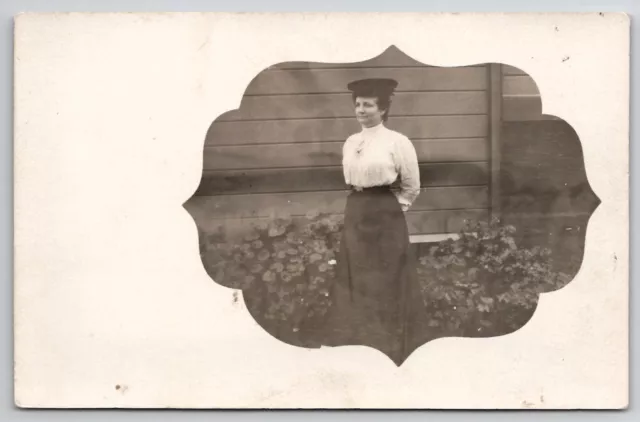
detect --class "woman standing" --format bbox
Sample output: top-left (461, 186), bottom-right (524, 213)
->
top-left (322, 78), bottom-right (422, 365)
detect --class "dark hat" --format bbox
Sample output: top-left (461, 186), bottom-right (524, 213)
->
top-left (346, 78), bottom-right (398, 97)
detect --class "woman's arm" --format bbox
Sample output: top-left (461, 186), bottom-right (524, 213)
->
top-left (341, 134), bottom-right (356, 186)
top-left (393, 135), bottom-right (421, 211)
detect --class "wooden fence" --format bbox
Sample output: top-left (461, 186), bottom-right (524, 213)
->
top-left (189, 47), bottom-right (499, 241)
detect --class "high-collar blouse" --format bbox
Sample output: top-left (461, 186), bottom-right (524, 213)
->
top-left (342, 122), bottom-right (421, 208)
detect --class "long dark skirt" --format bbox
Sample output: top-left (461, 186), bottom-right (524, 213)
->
top-left (321, 186), bottom-right (420, 365)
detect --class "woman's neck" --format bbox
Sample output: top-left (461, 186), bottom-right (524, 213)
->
top-left (361, 121), bottom-right (385, 133)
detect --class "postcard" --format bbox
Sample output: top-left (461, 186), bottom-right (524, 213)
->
top-left (13, 12), bottom-right (629, 409)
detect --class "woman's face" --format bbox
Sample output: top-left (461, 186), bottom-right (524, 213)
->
top-left (354, 96), bottom-right (385, 128)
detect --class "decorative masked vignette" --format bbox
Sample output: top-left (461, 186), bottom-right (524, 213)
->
top-left (183, 46), bottom-right (600, 366)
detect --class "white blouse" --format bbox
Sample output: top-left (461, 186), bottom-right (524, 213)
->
top-left (342, 122), bottom-right (421, 208)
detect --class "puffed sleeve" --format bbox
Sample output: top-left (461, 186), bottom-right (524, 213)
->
top-left (393, 135), bottom-right (421, 208)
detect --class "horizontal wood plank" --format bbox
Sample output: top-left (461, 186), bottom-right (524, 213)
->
top-left (218, 91), bottom-right (488, 121)
top-left (245, 67), bottom-right (488, 95)
top-left (185, 186), bottom-right (489, 220)
top-left (270, 47), bottom-right (439, 69)
top-left (203, 138), bottom-right (488, 170)
top-left (503, 96), bottom-right (542, 121)
top-left (206, 115), bottom-right (488, 145)
top-left (195, 162), bottom-right (490, 195)
top-left (503, 96), bottom-right (560, 121)
top-left (502, 64), bottom-right (528, 76)
top-left (188, 208), bottom-right (489, 238)
top-left (503, 75), bottom-right (539, 96)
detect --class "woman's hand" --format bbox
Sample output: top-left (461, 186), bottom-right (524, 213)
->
top-left (401, 203), bottom-right (410, 212)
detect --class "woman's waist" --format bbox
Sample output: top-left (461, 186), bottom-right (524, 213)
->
top-left (349, 184), bottom-right (395, 192)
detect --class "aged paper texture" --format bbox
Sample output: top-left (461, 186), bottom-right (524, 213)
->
top-left (14, 12), bottom-right (629, 408)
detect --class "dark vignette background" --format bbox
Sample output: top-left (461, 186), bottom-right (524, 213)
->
top-left (1, 0), bottom-right (636, 420)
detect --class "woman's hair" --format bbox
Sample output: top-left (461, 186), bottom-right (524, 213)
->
top-left (352, 93), bottom-right (393, 121)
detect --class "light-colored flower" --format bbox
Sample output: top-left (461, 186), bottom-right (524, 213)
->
top-left (328, 259), bottom-right (337, 265)
top-left (257, 250), bottom-right (270, 261)
top-left (287, 248), bottom-right (297, 255)
top-left (252, 240), bottom-right (264, 249)
top-left (281, 272), bottom-right (292, 282)
top-left (318, 263), bottom-right (328, 272)
top-left (271, 262), bottom-right (284, 272)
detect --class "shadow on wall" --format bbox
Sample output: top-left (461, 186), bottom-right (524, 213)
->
top-left (499, 119), bottom-right (601, 278)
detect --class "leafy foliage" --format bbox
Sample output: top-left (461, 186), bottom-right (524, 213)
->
top-left (415, 217), bottom-right (572, 336)
top-left (199, 212), bottom-right (343, 332)
top-left (198, 214), bottom-right (572, 341)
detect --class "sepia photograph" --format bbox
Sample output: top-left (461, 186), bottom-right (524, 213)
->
top-left (184, 45), bottom-right (601, 366)
top-left (12, 12), bottom-right (628, 409)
